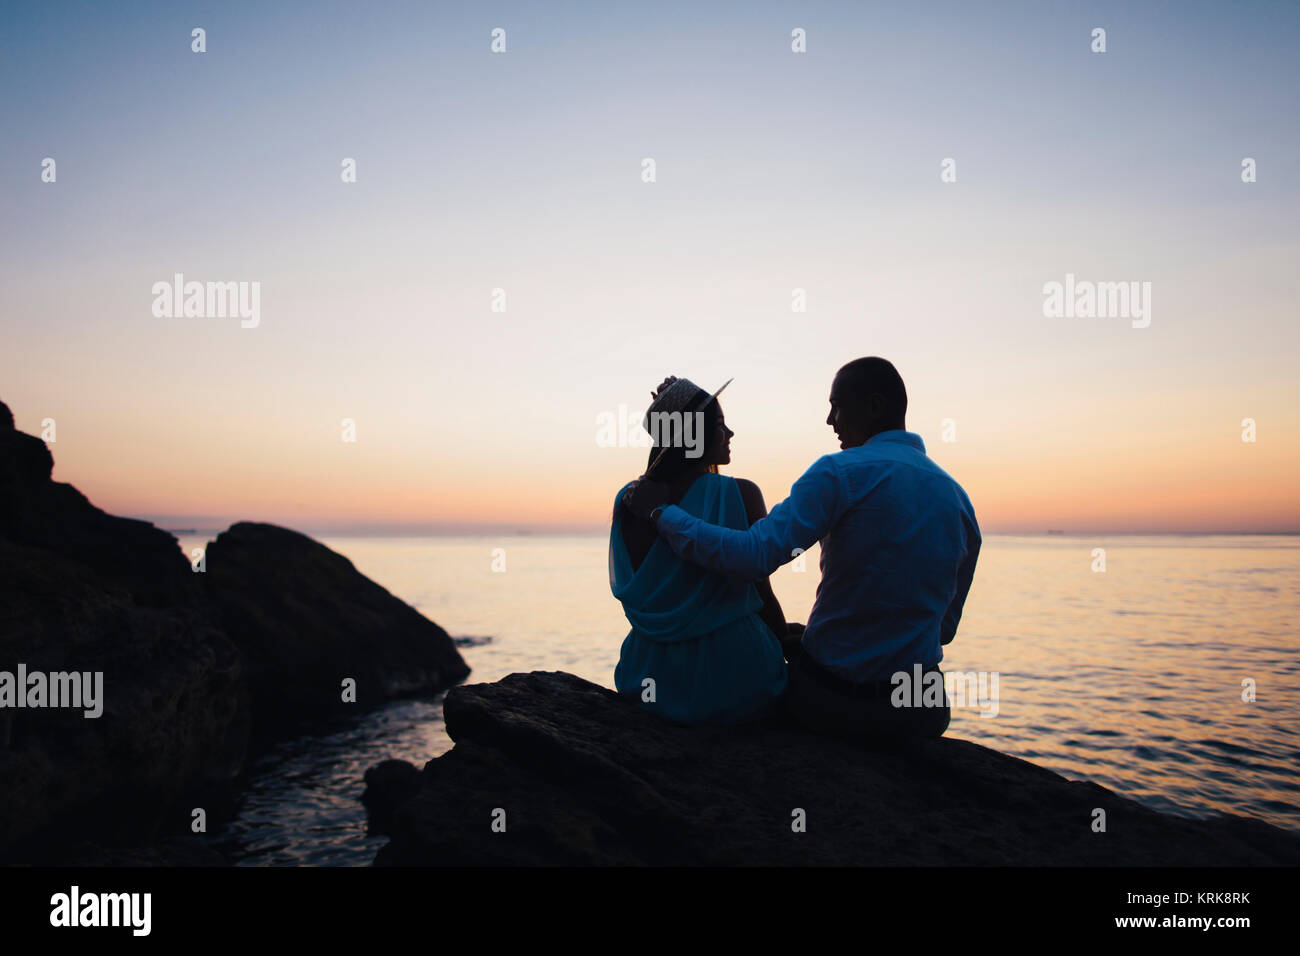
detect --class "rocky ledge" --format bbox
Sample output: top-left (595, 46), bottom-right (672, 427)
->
top-left (0, 400), bottom-right (469, 860)
top-left (367, 671), bottom-right (1300, 866)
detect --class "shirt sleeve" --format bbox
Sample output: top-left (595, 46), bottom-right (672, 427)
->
top-left (654, 455), bottom-right (844, 580)
top-left (940, 506), bottom-right (981, 645)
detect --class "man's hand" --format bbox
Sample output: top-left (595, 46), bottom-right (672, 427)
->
top-left (622, 477), bottom-right (670, 520)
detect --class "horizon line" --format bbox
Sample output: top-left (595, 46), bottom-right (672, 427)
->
top-left (138, 517), bottom-right (1300, 539)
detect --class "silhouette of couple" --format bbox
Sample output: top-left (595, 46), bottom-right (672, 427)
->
top-left (611, 357), bottom-right (980, 744)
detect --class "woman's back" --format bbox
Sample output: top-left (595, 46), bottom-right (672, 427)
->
top-left (620, 468), bottom-right (713, 572)
top-left (609, 472), bottom-right (787, 724)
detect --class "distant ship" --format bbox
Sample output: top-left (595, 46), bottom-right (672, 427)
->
top-left (1046, 529), bottom-right (1064, 535)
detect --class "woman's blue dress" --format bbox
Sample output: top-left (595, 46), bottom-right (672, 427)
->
top-left (609, 472), bottom-right (787, 724)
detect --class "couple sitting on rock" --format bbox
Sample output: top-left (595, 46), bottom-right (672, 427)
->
top-left (610, 357), bottom-right (981, 743)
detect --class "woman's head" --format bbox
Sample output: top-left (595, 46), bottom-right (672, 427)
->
top-left (642, 377), bottom-right (734, 480)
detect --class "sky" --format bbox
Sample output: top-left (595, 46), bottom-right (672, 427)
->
top-left (2, 0), bottom-right (1297, 534)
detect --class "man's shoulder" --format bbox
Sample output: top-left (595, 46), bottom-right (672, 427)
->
top-left (924, 461), bottom-right (978, 520)
top-left (840, 443), bottom-right (975, 511)
top-left (789, 453), bottom-right (852, 495)
top-left (924, 466), bottom-right (979, 538)
top-left (805, 450), bottom-right (848, 473)
top-left (827, 443), bottom-right (902, 476)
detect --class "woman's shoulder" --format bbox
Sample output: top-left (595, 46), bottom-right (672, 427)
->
top-left (679, 471), bottom-right (737, 503)
top-left (681, 473), bottom-right (762, 523)
top-left (685, 472), bottom-right (758, 498)
top-left (727, 476), bottom-right (768, 522)
top-left (611, 480), bottom-right (637, 520)
top-left (720, 474), bottom-right (762, 502)
top-left (614, 473), bottom-right (756, 515)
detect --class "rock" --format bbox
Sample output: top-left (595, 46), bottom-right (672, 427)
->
top-left (0, 537), bottom-right (250, 855)
top-left (201, 522), bottom-right (470, 735)
top-left (362, 759), bottom-right (423, 835)
top-left (0, 401), bottom-right (198, 608)
top-left (0, 403), bottom-right (468, 862)
top-left (0, 402), bottom-right (250, 856)
top-left (373, 671), bottom-right (1300, 866)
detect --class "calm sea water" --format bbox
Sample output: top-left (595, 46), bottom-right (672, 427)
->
top-left (177, 533), bottom-right (1300, 866)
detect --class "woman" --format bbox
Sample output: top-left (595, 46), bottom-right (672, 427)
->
top-left (609, 375), bottom-right (788, 724)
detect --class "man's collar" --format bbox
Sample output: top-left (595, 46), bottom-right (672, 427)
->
top-left (865, 429), bottom-right (925, 453)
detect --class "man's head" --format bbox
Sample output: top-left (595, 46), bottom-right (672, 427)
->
top-left (826, 357), bottom-right (907, 448)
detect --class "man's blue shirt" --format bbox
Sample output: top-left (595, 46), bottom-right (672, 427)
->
top-left (655, 430), bottom-right (980, 683)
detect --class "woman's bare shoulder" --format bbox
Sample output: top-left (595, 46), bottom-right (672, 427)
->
top-left (730, 476), bottom-right (768, 520)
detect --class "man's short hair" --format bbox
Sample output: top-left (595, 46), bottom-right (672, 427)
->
top-left (836, 357), bottom-right (907, 423)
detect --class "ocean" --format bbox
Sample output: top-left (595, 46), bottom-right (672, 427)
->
top-left (174, 533), bottom-right (1300, 866)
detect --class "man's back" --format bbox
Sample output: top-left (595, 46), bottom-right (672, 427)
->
top-left (804, 430), bottom-right (980, 682)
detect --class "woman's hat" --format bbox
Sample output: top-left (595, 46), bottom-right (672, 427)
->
top-left (642, 376), bottom-right (733, 476)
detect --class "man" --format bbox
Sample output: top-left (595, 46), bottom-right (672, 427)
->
top-left (623, 357), bottom-right (980, 742)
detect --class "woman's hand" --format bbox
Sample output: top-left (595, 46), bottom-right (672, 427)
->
top-left (651, 376), bottom-right (678, 400)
